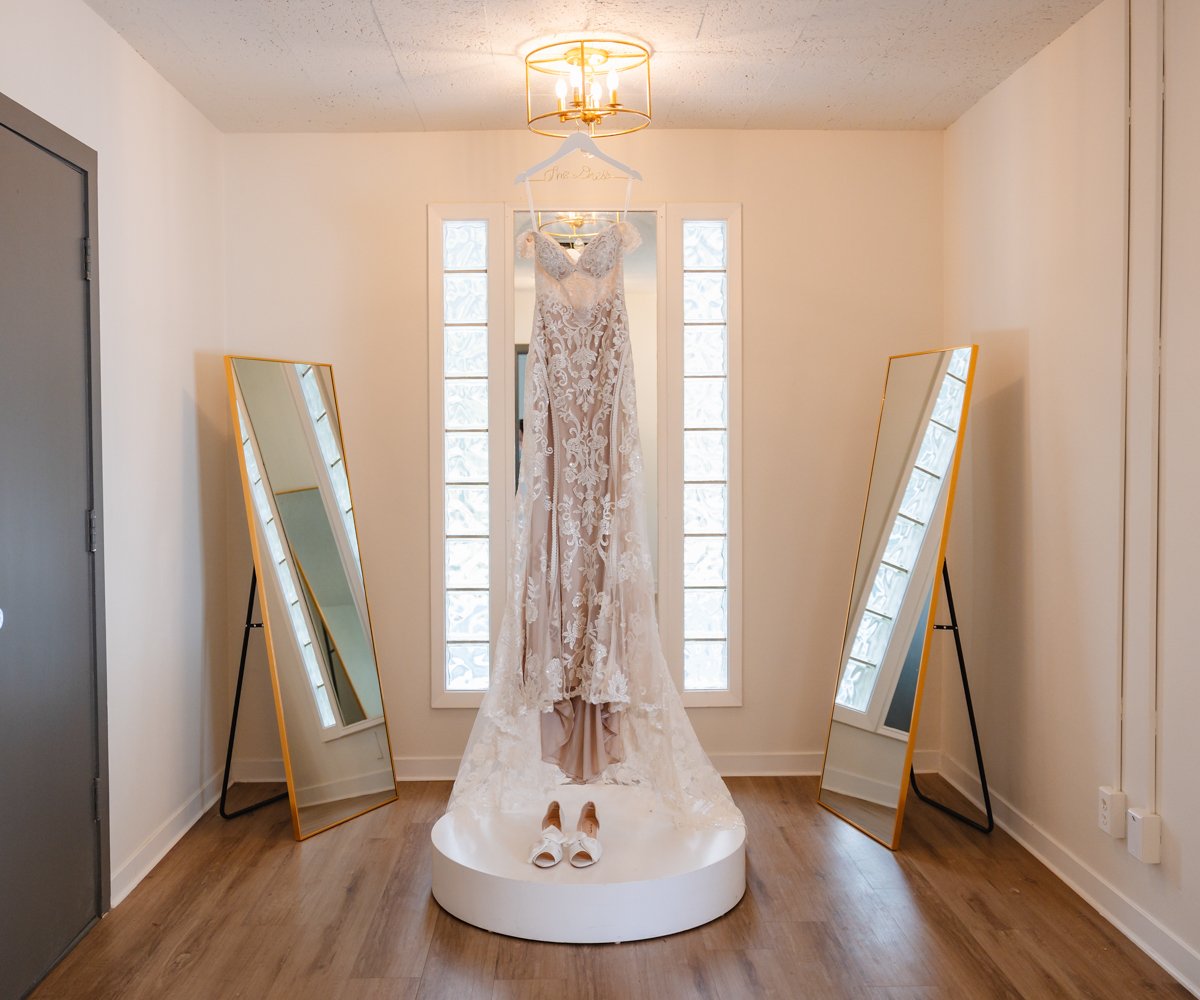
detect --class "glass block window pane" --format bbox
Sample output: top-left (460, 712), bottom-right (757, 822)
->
top-left (444, 379), bottom-right (489, 430)
top-left (445, 485), bottom-right (489, 535)
top-left (445, 537), bottom-right (489, 589)
top-left (683, 484), bottom-right (727, 533)
top-left (446, 590), bottom-right (489, 641)
top-left (440, 218), bottom-right (492, 693)
top-left (850, 610), bottom-right (894, 666)
top-left (446, 643), bottom-right (490, 691)
top-left (684, 378), bottom-right (727, 429)
top-left (931, 371), bottom-right (966, 431)
top-left (684, 641), bottom-right (728, 690)
top-left (445, 326), bottom-right (488, 377)
top-left (444, 273), bottom-right (488, 324)
top-left (684, 430), bottom-right (728, 481)
top-left (684, 536), bottom-right (727, 587)
top-left (683, 272), bottom-right (727, 323)
top-left (443, 220), bottom-right (487, 270)
top-left (836, 658), bottom-right (879, 713)
top-left (948, 346), bottom-right (971, 381)
top-left (683, 221), bottom-right (727, 269)
top-left (916, 420), bottom-right (955, 477)
top-left (685, 588), bottom-right (727, 639)
top-left (866, 563), bottom-right (908, 620)
top-left (883, 514), bottom-right (926, 572)
top-left (681, 219), bottom-right (732, 692)
top-left (445, 432), bottom-right (489, 483)
top-left (683, 326), bottom-right (727, 376)
top-left (899, 467), bottom-right (940, 524)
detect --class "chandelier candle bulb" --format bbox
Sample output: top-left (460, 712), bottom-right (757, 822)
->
top-left (608, 69), bottom-right (619, 106)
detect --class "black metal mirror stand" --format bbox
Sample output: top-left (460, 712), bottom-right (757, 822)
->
top-left (909, 560), bottom-right (995, 834)
top-left (219, 570), bottom-right (288, 819)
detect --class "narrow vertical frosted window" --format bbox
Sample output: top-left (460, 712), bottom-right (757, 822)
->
top-left (443, 220), bottom-right (490, 691)
top-left (681, 220), bottom-right (730, 690)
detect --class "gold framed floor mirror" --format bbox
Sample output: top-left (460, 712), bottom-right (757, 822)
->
top-left (818, 345), bottom-right (979, 849)
top-left (225, 356), bottom-right (398, 840)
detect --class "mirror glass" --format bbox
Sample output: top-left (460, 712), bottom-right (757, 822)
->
top-left (818, 346), bottom-right (977, 848)
top-left (514, 209), bottom-right (659, 583)
top-left (227, 356), bottom-right (397, 839)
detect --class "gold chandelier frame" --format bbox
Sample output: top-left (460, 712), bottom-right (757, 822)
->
top-left (524, 38), bottom-right (652, 138)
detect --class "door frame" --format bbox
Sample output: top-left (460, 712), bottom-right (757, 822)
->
top-left (0, 91), bottom-right (109, 916)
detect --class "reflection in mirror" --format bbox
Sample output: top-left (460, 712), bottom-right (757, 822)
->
top-left (819, 346), bottom-right (977, 848)
top-left (513, 208), bottom-right (659, 583)
top-left (227, 356), bottom-right (397, 840)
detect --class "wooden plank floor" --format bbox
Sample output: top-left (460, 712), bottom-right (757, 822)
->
top-left (32, 777), bottom-right (1188, 999)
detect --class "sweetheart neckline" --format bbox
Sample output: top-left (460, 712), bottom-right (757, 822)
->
top-left (531, 222), bottom-right (622, 272)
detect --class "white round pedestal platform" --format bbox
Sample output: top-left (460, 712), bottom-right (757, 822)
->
top-left (431, 785), bottom-right (746, 943)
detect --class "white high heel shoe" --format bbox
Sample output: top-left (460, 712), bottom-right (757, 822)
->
top-left (529, 800), bottom-right (565, 868)
top-left (566, 801), bottom-right (602, 868)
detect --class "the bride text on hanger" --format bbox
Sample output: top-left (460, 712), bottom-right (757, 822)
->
top-left (516, 132), bottom-right (642, 224)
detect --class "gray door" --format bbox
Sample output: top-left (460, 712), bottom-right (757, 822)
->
top-left (0, 116), bottom-right (102, 999)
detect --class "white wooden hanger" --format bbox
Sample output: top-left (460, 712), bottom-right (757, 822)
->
top-left (516, 132), bottom-right (642, 226)
top-left (514, 131), bottom-right (643, 183)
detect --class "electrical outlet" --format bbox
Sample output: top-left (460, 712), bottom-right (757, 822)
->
top-left (1098, 786), bottom-right (1127, 837)
top-left (1127, 809), bottom-right (1162, 864)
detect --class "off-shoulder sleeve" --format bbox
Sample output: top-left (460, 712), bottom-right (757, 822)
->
top-left (617, 220), bottom-right (642, 254)
top-left (516, 229), bottom-right (537, 260)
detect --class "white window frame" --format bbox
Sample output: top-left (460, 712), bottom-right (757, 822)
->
top-left (428, 205), bottom-right (508, 708)
top-left (429, 202), bottom-right (742, 709)
top-left (661, 204), bottom-right (744, 707)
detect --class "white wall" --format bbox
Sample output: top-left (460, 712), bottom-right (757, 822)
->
top-left (221, 129), bottom-right (944, 779)
top-left (0, 0), bottom-right (227, 904)
top-left (943, 0), bottom-right (1200, 988)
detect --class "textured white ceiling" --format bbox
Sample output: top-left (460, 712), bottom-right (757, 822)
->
top-left (82, 0), bottom-right (1103, 132)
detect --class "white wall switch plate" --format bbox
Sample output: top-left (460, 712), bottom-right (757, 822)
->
top-left (1126, 808), bottom-right (1161, 863)
top-left (1098, 786), bottom-right (1127, 837)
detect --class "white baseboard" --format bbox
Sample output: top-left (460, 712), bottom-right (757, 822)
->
top-left (110, 770), bottom-right (223, 908)
top-left (937, 755), bottom-right (1200, 998)
top-left (393, 755), bottom-right (461, 781)
top-left (394, 749), bottom-right (942, 781)
top-left (709, 751), bottom-right (821, 775)
top-left (230, 757), bottom-right (285, 783)
top-left (232, 755), bottom-right (464, 782)
top-left (296, 767), bottom-right (395, 807)
top-left (823, 765), bottom-right (901, 807)
top-left (911, 748), bottom-right (942, 773)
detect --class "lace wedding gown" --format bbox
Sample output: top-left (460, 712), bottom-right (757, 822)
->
top-left (446, 221), bottom-right (743, 831)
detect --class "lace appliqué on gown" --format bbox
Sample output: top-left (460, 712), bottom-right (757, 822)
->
top-left (447, 221), bottom-right (743, 830)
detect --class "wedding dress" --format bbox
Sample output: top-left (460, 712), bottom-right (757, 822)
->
top-left (446, 221), bottom-right (743, 831)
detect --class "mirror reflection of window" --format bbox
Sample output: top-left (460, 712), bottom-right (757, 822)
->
top-left (836, 347), bottom-right (972, 717)
top-left (295, 363), bottom-right (359, 568)
top-left (235, 401), bottom-right (339, 729)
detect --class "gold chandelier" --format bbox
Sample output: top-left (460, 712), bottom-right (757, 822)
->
top-left (524, 38), bottom-right (651, 138)
top-left (536, 210), bottom-right (621, 247)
